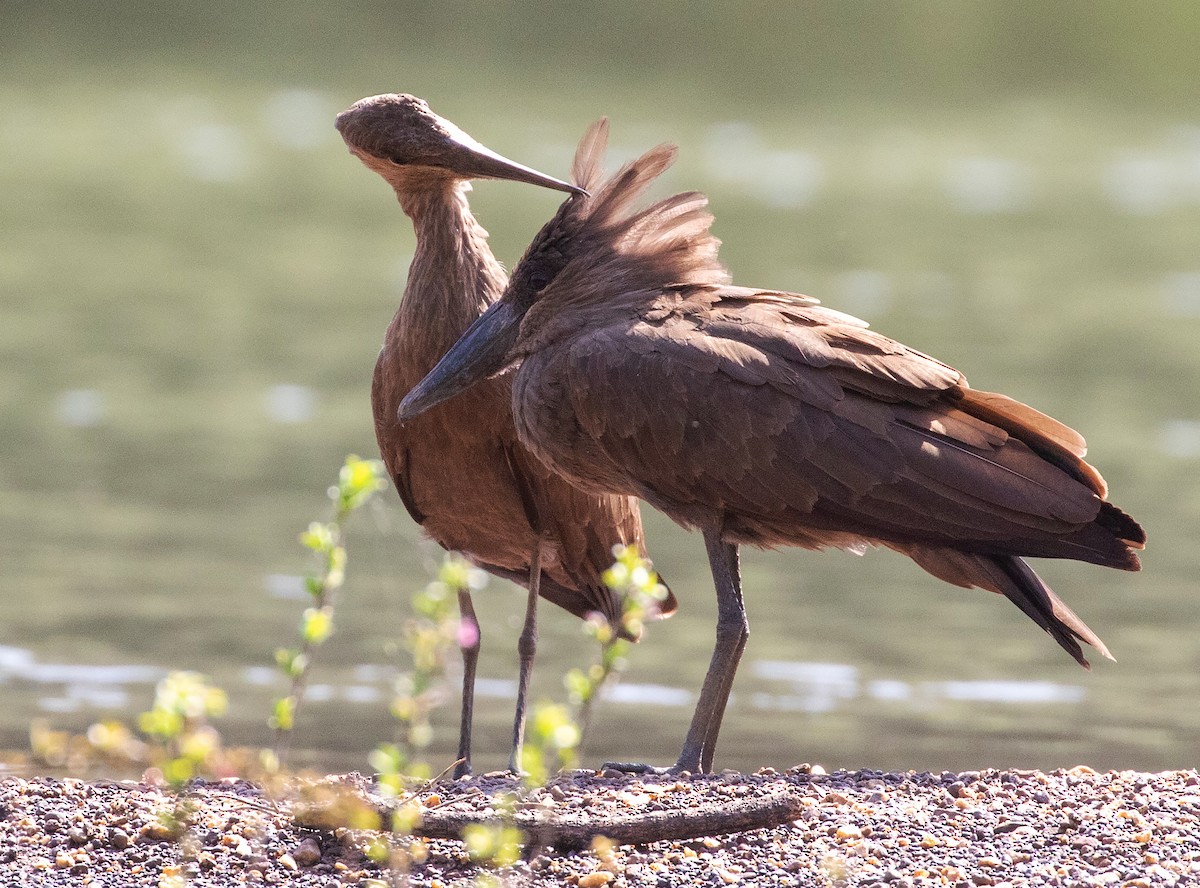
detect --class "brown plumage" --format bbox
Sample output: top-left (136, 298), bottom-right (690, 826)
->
top-left (336, 96), bottom-right (675, 776)
top-left (400, 120), bottom-right (1145, 773)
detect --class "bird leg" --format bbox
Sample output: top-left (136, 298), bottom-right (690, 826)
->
top-left (674, 529), bottom-right (748, 774)
top-left (698, 537), bottom-right (746, 773)
top-left (508, 538), bottom-right (543, 774)
top-left (453, 588), bottom-right (482, 779)
top-left (602, 531), bottom-right (748, 776)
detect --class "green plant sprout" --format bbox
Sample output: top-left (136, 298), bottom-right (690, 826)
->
top-left (271, 455), bottom-right (387, 765)
top-left (138, 670), bottom-right (230, 788)
top-left (566, 544), bottom-right (670, 750)
top-left (29, 670), bottom-right (231, 787)
top-left (372, 554), bottom-right (486, 791)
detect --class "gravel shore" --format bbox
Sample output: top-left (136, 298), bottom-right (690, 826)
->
top-left (2, 766), bottom-right (1197, 886)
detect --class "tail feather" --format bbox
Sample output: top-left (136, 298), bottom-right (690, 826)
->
top-left (1097, 501), bottom-right (1147, 549)
top-left (902, 546), bottom-right (1111, 669)
top-left (955, 388), bottom-right (1107, 497)
top-left (990, 555), bottom-right (1112, 669)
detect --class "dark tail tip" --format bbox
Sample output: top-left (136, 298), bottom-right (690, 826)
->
top-left (993, 556), bottom-right (1112, 669)
top-left (1097, 501), bottom-right (1146, 550)
top-left (653, 571), bottom-right (679, 619)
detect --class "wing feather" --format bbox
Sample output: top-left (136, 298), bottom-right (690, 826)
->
top-left (516, 304), bottom-right (1120, 567)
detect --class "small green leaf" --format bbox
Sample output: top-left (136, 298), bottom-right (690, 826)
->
top-left (301, 607), bottom-right (334, 644)
top-left (271, 696), bottom-right (295, 731)
top-left (300, 522), bottom-right (334, 552)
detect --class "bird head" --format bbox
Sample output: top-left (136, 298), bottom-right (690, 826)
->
top-left (398, 119), bottom-right (728, 423)
top-left (335, 93), bottom-right (584, 194)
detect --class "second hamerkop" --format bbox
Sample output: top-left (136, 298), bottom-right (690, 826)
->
top-left (398, 121), bottom-right (1146, 774)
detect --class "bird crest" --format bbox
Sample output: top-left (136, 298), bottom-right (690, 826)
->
top-left (506, 120), bottom-right (730, 315)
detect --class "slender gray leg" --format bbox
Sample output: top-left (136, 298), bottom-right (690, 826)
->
top-left (453, 588), bottom-right (482, 779)
top-left (508, 539), bottom-right (543, 773)
top-left (699, 538), bottom-right (746, 773)
top-left (673, 528), bottom-right (748, 773)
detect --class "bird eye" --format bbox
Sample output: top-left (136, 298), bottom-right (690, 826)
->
top-left (528, 270), bottom-right (552, 292)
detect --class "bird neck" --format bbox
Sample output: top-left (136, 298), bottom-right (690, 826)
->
top-left (392, 181), bottom-right (507, 365)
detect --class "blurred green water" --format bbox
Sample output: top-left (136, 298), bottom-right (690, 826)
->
top-left (2, 2), bottom-right (1198, 775)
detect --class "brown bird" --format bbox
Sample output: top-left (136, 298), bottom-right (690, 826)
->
top-left (399, 121), bottom-right (1147, 774)
top-left (335, 96), bottom-right (675, 776)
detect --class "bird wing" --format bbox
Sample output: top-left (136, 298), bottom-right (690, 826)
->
top-left (527, 286), bottom-right (1126, 565)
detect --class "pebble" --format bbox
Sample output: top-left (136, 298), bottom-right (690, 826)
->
top-left (293, 836), bottom-right (323, 866)
top-left (139, 820), bottom-right (177, 842)
top-left (578, 872), bottom-right (615, 887)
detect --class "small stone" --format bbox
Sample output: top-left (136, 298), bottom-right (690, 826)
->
top-left (67, 827), bottom-right (88, 845)
top-left (139, 821), bottom-right (177, 842)
top-left (836, 825), bottom-right (862, 840)
top-left (110, 828), bottom-right (131, 850)
top-left (279, 853), bottom-right (298, 871)
top-left (578, 872), bottom-right (615, 887)
top-left (54, 851), bottom-right (73, 869)
top-left (293, 837), bottom-right (322, 867)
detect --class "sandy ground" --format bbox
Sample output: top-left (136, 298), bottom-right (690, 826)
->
top-left (2, 766), bottom-right (1197, 886)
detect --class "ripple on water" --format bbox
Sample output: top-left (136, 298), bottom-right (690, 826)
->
top-left (750, 659), bottom-right (1084, 713)
top-left (0, 645), bottom-right (163, 714)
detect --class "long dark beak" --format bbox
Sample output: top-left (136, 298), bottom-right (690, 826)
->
top-left (398, 300), bottom-right (524, 421)
top-left (445, 127), bottom-right (586, 195)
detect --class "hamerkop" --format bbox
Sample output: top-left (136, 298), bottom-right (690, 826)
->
top-left (335, 96), bottom-right (674, 776)
top-left (399, 121), bottom-right (1147, 773)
